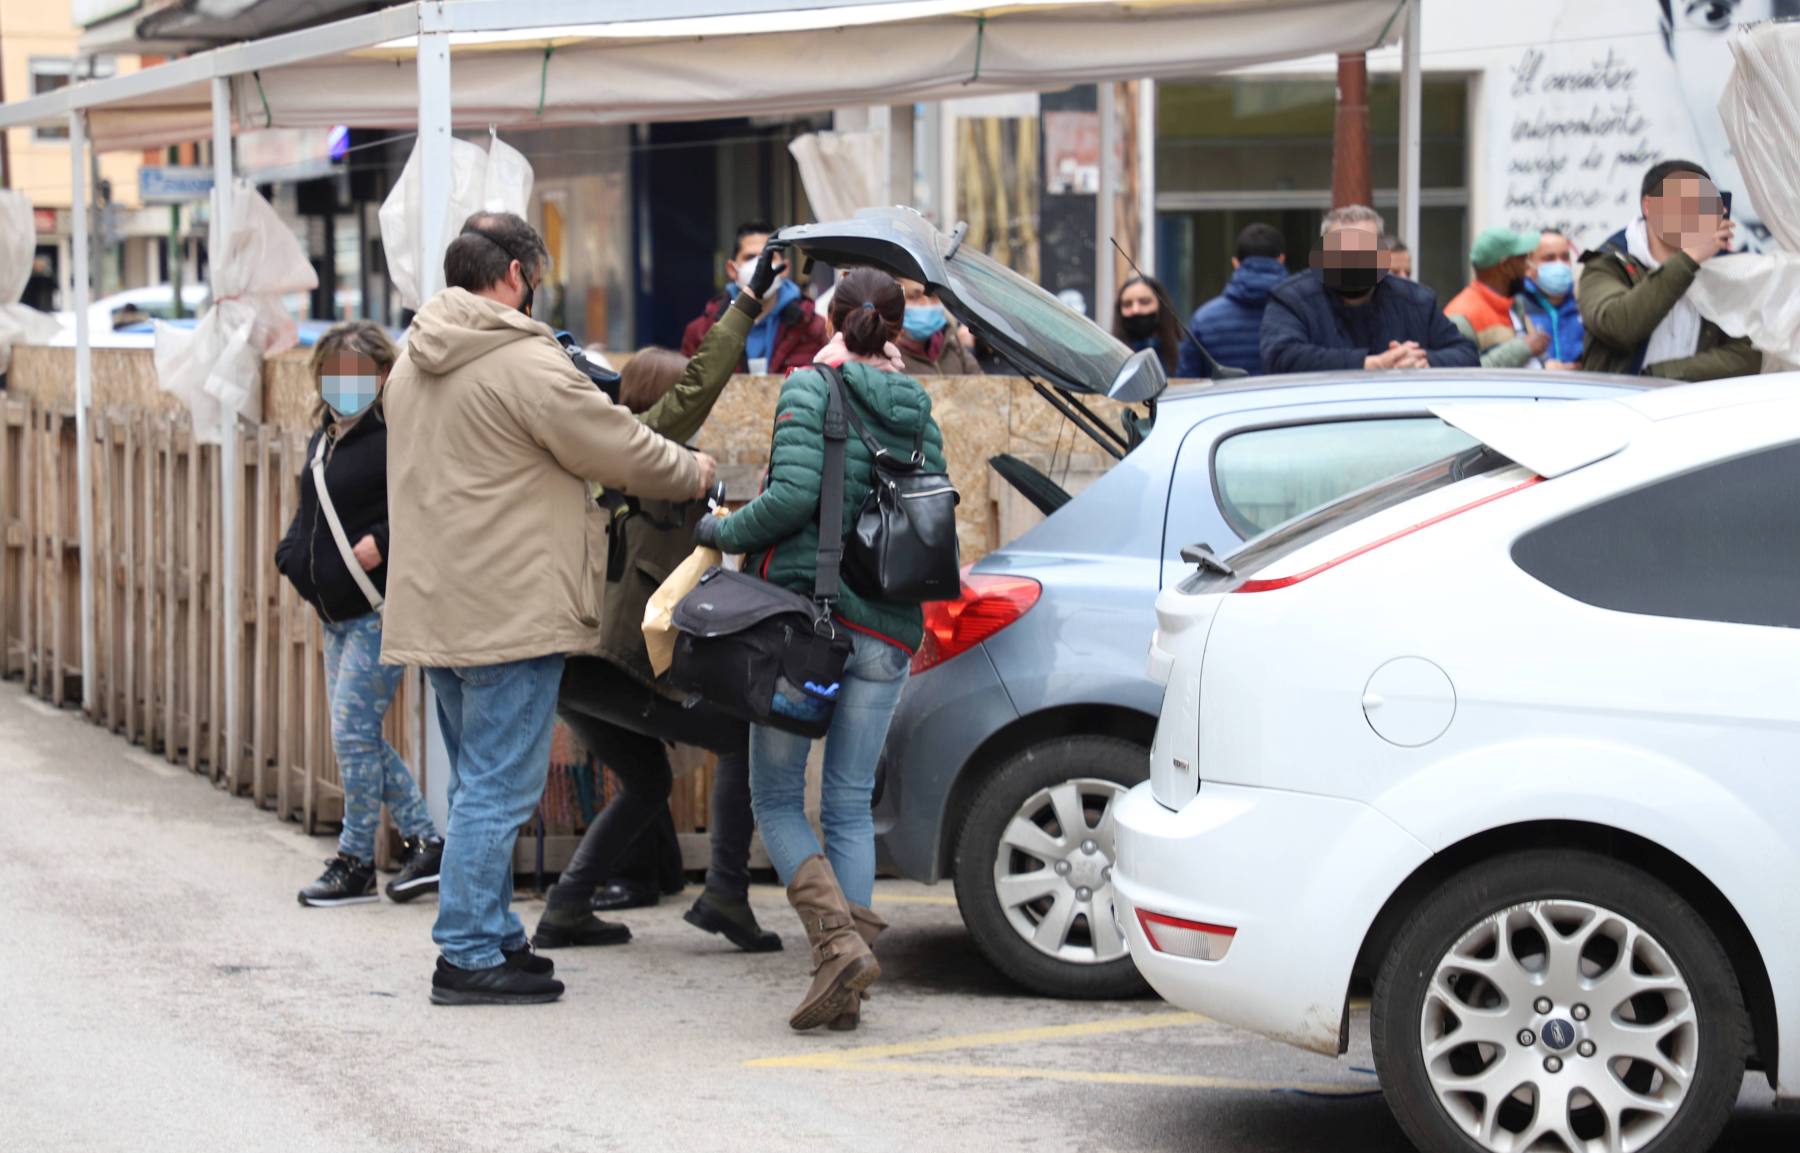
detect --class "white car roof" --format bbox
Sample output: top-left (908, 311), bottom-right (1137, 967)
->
top-left (1433, 375), bottom-right (1800, 478)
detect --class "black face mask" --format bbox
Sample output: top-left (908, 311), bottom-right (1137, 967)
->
top-left (1322, 264), bottom-right (1383, 297)
top-left (1119, 311), bottom-right (1160, 341)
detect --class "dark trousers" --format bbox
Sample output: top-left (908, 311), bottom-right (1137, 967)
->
top-left (555, 658), bottom-right (757, 907)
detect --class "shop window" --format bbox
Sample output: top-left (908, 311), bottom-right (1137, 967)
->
top-left (30, 58), bottom-right (117, 142)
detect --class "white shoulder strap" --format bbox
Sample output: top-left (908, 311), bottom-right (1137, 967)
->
top-left (311, 433), bottom-right (385, 612)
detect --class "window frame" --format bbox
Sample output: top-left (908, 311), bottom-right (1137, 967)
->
top-left (29, 57), bottom-right (118, 142)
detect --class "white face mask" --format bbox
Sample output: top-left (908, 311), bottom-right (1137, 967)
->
top-left (734, 256), bottom-right (761, 292)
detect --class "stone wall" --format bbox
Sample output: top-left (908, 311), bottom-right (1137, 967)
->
top-left (7, 345), bottom-right (1131, 562)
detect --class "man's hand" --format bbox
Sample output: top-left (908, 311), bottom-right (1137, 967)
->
top-left (745, 244), bottom-right (786, 300)
top-left (1365, 341), bottom-right (1426, 370)
top-left (693, 452), bottom-right (719, 499)
top-left (1683, 218), bottom-right (1735, 265)
top-left (352, 534), bottom-right (382, 572)
top-left (1544, 359), bottom-right (1580, 372)
top-left (1525, 330), bottom-right (1552, 358)
top-left (957, 324), bottom-right (977, 350)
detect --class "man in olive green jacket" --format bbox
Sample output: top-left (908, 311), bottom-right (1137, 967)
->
top-left (1578, 160), bottom-right (1760, 381)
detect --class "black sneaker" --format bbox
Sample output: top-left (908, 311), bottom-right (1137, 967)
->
top-left (503, 944), bottom-right (555, 977)
top-left (386, 835), bottom-right (444, 903)
top-left (430, 956), bottom-right (564, 1006)
top-left (299, 854), bottom-right (377, 908)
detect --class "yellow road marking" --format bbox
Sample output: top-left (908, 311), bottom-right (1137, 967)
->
top-left (863, 1061), bottom-right (1377, 1096)
top-left (747, 1011), bottom-right (1206, 1069)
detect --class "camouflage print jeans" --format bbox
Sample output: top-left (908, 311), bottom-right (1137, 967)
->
top-left (322, 613), bottom-right (437, 861)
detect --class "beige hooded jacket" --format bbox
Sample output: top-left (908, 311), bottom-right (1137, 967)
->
top-left (380, 288), bottom-right (702, 668)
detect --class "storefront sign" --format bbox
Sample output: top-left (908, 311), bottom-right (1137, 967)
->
top-left (140, 166), bottom-right (215, 205)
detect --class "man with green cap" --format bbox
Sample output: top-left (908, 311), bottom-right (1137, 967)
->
top-left (1444, 227), bottom-right (1552, 368)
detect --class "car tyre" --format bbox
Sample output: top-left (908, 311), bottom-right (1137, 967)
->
top-left (1372, 849), bottom-right (1746, 1153)
top-left (954, 735), bottom-right (1150, 999)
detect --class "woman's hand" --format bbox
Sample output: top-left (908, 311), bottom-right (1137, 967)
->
top-left (693, 513), bottom-right (723, 549)
top-left (352, 534), bottom-right (382, 571)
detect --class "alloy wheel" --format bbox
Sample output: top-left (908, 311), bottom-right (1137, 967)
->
top-left (1421, 899), bottom-right (1700, 1152)
top-left (990, 777), bottom-right (1129, 965)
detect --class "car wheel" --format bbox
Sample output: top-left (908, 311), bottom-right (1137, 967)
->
top-left (953, 735), bottom-right (1150, 999)
top-left (1372, 850), bottom-right (1746, 1153)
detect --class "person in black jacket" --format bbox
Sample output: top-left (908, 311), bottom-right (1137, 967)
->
top-left (1260, 205), bottom-right (1477, 375)
top-left (276, 321), bottom-right (443, 909)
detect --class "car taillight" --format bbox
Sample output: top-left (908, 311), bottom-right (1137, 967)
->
top-left (1236, 476), bottom-right (1541, 594)
top-left (1136, 909), bottom-right (1237, 962)
top-left (912, 569), bottom-right (1041, 674)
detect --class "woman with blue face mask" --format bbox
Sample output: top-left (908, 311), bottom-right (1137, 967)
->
top-left (276, 321), bottom-right (444, 908)
top-left (894, 277), bottom-right (982, 376)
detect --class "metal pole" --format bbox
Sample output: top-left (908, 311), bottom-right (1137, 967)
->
top-left (415, 29), bottom-right (453, 824)
top-left (70, 109), bottom-right (96, 712)
top-left (1331, 53), bottom-right (1373, 210)
top-left (1137, 79), bottom-right (1156, 275)
top-left (1096, 82), bottom-right (1117, 331)
top-left (1397, 0), bottom-right (1423, 256)
top-left (212, 76), bottom-right (243, 783)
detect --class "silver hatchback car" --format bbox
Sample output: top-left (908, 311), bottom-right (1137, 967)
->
top-left (776, 210), bottom-right (1650, 999)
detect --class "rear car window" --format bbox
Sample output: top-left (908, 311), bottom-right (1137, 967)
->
top-left (1512, 441), bottom-right (1800, 629)
top-left (946, 246), bottom-right (1120, 379)
top-left (1212, 417), bottom-right (1478, 538)
top-left (1179, 444), bottom-right (1510, 594)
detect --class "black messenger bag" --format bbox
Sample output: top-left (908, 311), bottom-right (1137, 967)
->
top-left (666, 386), bottom-right (855, 738)
top-left (819, 365), bottom-right (961, 604)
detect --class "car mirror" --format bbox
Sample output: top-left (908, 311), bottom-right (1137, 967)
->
top-left (1109, 347), bottom-right (1168, 404)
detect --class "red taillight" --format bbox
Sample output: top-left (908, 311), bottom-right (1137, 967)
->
top-left (912, 568), bottom-right (1042, 674)
top-left (1236, 476), bottom-right (1541, 594)
top-left (1135, 909), bottom-right (1237, 961)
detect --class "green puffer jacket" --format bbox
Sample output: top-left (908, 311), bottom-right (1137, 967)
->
top-left (715, 361), bottom-right (948, 652)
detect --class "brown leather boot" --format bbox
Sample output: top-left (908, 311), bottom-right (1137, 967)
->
top-left (786, 855), bottom-right (880, 1031)
top-left (828, 904), bottom-right (889, 1032)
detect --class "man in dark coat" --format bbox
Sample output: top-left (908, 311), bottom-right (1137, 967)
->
top-left (1260, 205), bottom-right (1477, 374)
top-left (1178, 222), bottom-right (1289, 377)
top-left (681, 220), bottom-right (828, 375)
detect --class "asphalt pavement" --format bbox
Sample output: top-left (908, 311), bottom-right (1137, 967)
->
top-left (2, 680), bottom-right (1793, 1153)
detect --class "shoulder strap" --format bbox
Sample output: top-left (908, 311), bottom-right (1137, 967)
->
top-left (815, 366), bottom-right (847, 606)
top-left (310, 432), bottom-right (384, 612)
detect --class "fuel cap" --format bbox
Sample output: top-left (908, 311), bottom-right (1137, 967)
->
top-left (1361, 657), bottom-right (1456, 747)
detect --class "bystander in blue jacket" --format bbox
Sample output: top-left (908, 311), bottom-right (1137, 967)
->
top-left (1178, 223), bottom-right (1290, 377)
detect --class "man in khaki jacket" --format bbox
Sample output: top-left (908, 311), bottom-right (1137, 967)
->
top-left (382, 212), bottom-right (715, 1006)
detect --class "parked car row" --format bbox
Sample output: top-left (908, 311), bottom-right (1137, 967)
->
top-left (768, 209), bottom-right (1795, 1152)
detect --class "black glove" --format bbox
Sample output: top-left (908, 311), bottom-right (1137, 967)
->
top-left (746, 243), bottom-right (786, 300)
top-left (694, 514), bottom-right (723, 549)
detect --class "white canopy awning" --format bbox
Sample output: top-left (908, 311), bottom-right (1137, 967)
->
top-left (0, 0), bottom-right (1407, 151)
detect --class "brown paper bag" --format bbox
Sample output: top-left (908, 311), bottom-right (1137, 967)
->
top-left (643, 545), bottom-right (721, 676)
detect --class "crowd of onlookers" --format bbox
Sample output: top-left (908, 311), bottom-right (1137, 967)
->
top-left (1115, 156), bottom-right (1752, 386)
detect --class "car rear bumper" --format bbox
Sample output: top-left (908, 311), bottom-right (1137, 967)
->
top-left (1113, 780), bottom-right (1430, 1055)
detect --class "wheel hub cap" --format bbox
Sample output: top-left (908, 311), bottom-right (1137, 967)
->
top-left (992, 777), bottom-right (1129, 965)
top-left (1419, 899), bottom-right (1699, 1153)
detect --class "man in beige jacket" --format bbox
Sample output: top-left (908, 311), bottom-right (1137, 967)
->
top-left (382, 212), bottom-right (715, 1006)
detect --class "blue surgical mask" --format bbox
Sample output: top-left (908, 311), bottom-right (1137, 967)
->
top-left (1534, 261), bottom-right (1574, 298)
top-left (321, 375), bottom-right (380, 419)
top-left (902, 304), bottom-right (948, 341)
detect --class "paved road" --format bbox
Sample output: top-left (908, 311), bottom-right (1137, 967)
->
top-left (2, 681), bottom-right (1793, 1153)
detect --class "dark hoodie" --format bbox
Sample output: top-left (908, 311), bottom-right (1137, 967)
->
top-left (1179, 256), bottom-right (1289, 377)
top-left (714, 361), bottom-right (946, 652)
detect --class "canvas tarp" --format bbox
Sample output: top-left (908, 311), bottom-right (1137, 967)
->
top-left (0, 192), bottom-right (60, 374)
top-left (1689, 20), bottom-right (1800, 370)
top-left (788, 131), bottom-right (884, 223)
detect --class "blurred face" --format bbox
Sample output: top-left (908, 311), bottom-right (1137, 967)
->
top-left (1312, 222), bottom-right (1389, 297)
top-left (318, 349), bottom-right (385, 420)
top-left (1531, 232), bottom-right (1573, 273)
top-left (1644, 173), bottom-right (1726, 249)
top-left (1118, 281), bottom-right (1159, 317)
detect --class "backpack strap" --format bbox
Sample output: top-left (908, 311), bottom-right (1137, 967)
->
top-left (815, 366), bottom-right (848, 609)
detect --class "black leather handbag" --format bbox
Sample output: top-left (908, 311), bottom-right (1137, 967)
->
top-left (820, 365), bottom-right (962, 604)
top-left (666, 388), bottom-right (855, 738)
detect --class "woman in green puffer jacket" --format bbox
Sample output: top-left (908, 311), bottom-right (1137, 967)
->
top-left (697, 266), bottom-right (946, 1032)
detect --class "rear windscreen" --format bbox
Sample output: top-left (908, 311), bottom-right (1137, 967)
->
top-left (1177, 445), bottom-right (1512, 594)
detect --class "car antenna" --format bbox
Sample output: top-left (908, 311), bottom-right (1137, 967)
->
top-left (1107, 236), bottom-right (1245, 381)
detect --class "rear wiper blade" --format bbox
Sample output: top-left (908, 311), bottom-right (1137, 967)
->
top-left (1180, 543), bottom-right (1235, 577)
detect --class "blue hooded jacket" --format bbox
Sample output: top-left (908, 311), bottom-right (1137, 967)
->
top-left (1259, 269), bottom-right (1478, 374)
top-left (1178, 256), bottom-right (1289, 377)
top-left (1517, 278), bottom-right (1585, 364)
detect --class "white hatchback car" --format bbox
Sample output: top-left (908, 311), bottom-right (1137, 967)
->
top-left (1114, 378), bottom-right (1799, 1153)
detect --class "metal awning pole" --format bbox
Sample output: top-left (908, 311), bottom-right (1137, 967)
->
top-left (414, 28), bottom-right (453, 825)
top-left (212, 75), bottom-right (243, 784)
top-left (1137, 78), bottom-right (1156, 274)
top-left (71, 109), bottom-right (96, 712)
top-left (1097, 82), bottom-right (1118, 330)
top-left (1397, 0), bottom-right (1422, 256)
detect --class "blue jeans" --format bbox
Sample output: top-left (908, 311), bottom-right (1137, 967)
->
top-left (427, 655), bottom-right (566, 971)
top-left (749, 632), bottom-right (911, 909)
top-left (322, 615), bottom-right (436, 861)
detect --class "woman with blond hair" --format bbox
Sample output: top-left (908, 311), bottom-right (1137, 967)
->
top-left (277, 321), bottom-right (443, 907)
